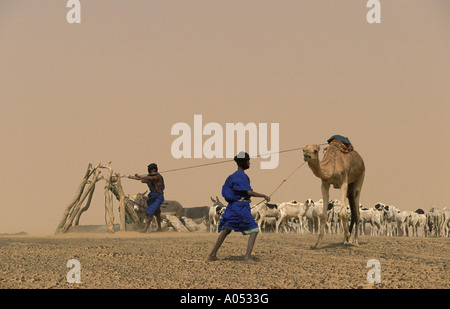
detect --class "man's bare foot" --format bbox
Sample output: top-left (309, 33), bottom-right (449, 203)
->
top-left (243, 257), bottom-right (260, 264)
top-left (207, 255), bottom-right (218, 262)
top-left (139, 229), bottom-right (148, 233)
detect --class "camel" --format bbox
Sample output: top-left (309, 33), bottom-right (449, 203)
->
top-left (303, 137), bottom-right (365, 248)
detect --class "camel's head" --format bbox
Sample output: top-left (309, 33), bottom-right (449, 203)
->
top-left (303, 145), bottom-right (320, 162)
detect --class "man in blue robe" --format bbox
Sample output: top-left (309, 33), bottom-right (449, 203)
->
top-left (208, 152), bottom-right (270, 264)
top-left (128, 163), bottom-right (165, 232)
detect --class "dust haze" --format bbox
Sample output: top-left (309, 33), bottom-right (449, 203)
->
top-left (0, 0), bottom-right (449, 234)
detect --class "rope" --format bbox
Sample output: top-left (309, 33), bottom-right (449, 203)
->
top-left (269, 161), bottom-right (307, 197)
top-left (251, 160), bottom-right (307, 208)
top-left (119, 142), bottom-right (327, 210)
top-left (122, 143), bottom-right (327, 177)
top-left (159, 157), bottom-right (234, 174)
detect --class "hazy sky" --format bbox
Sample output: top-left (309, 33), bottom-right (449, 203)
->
top-left (1, 0), bottom-right (449, 234)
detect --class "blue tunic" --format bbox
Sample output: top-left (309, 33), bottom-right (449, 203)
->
top-left (145, 174), bottom-right (165, 217)
top-left (218, 170), bottom-right (259, 235)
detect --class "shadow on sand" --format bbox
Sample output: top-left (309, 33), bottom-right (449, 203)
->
top-left (310, 241), bottom-right (368, 250)
top-left (222, 255), bottom-right (262, 263)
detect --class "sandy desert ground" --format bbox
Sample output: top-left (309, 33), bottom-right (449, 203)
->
top-left (0, 231), bottom-right (448, 289)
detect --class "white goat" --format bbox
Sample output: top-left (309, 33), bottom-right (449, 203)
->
top-left (310, 199), bottom-right (323, 234)
top-left (254, 202), bottom-right (280, 233)
top-left (393, 207), bottom-right (410, 236)
top-left (327, 199), bottom-right (342, 234)
top-left (443, 207), bottom-right (450, 237)
top-left (381, 204), bottom-right (397, 236)
top-left (276, 200), bottom-right (307, 233)
top-left (359, 205), bottom-right (382, 236)
top-left (408, 211), bottom-right (427, 237)
top-left (427, 206), bottom-right (444, 237)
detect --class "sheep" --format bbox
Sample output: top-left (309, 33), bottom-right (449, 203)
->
top-left (442, 207), bottom-right (450, 237)
top-left (254, 202), bottom-right (280, 233)
top-left (359, 205), bottom-right (382, 236)
top-left (275, 200), bottom-right (307, 233)
top-left (408, 210), bottom-right (427, 237)
top-left (427, 206), bottom-right (444, 237)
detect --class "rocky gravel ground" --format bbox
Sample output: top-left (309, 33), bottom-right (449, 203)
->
top-left (0, 232), bottom-right (448, 289)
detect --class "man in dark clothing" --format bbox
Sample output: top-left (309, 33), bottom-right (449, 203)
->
top-left (128, 163), bottom-right (165, 233)
top-left (208, 152), bottom-right (270, 264)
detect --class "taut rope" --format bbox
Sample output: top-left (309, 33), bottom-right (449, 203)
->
top-left (251, 160), bottom-right (308, 209)
top-left (122, 143), bottom-right (327, 177)
top-left (122, 143), bottom-right (326, 205)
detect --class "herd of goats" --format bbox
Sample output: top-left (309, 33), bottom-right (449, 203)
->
top-left (130, 193), bottom-right (449, 237)
top-left (206, 198), bottom-right (450, 238)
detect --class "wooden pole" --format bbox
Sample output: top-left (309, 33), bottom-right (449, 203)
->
top-left (110, 174), bottom-right (126, 231)
top-left (55, 164), bottom-right (95, 234)
top-left (101, 164), bottom-right (115, 233)
top-left (110, 173), bottom-right (142, 226)
top-left (110, 182), bottom-right (141, 224)
top-left (59, 169), bottom-right (102, 233)
top-left (74, 172), bottom-right (102, 225)
top-left (57, 162), bottom-right (143, 234)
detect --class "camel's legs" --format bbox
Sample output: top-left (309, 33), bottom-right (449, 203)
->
top-left (348, 173), bottom-right (364, 246)
top-left (338, 182), bottom-right (350, 245)
top-left (311, 183), bottom-right (329, 249)
top-left (347, 189), bottom-right (359, 246)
